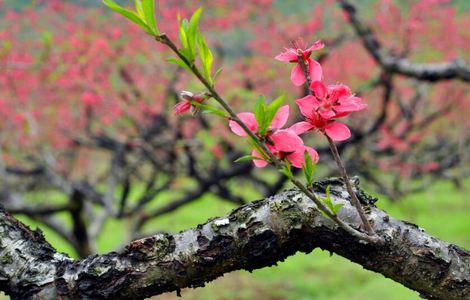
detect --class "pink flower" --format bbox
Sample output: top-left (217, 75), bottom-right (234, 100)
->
top-left (307, 81), bottom-right (367, 119)
top-left (174, 91), bottom-right (207, 115)
top-left (229, 105), bottom-right (319, 168)
top-left (275, 39), bottom-right (324, 86)
top-left (229, 105), bottom-right (290, 137)
top-left (291, 81), bottom-right (367, 142)
top-left (251, 130), bottom-right (319, 168)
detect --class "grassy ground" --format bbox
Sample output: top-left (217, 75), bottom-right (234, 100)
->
top-left (1, 180), bottom-right (469, 299)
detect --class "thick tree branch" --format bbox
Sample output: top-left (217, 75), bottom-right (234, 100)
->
top-left (338, 0), bottom-right (470, 82)
top-left (1, 179), bottom-right (468, 299)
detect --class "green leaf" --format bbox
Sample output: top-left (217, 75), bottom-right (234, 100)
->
top-left (135, 0), bottom-right (145, 18)
top-left (264, 94), bottom-right (285, 128)
top-left (103, 0), bottom-right (152, 34)
top-left (188, 7), bottom-right (203, 59)
top-left (140, 0), bottom-right (159, 35)
top-left (332, 203), bottom-right (344, 214)
top-left (247, 139), bottom-right (270, 162)
top-left (167, 57), bottom-right (193, 73)
top-left (234, 155), bottom-right (259, 163)
top-left (302, 150), bottom-right (316, 187)
top-left (280, 161), bottom-right (294, 179)
top-left (178, 18), bottom-right (189, 50)
top-left (254, 96), bottom-right (267, 135)
top-left (212, 67), bottom-right (223, 85)
top-left (197, 31), bottom-right (214, 85)
top-left (325, 185), bottom-right (332, 202)
top-left (191, 101), bottom-right (227, 117)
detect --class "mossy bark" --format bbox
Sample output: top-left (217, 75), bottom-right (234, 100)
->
top-left (0, 179), bottom-right (469, 299)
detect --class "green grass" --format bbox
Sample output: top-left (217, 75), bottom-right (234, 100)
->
top-left (1, 180), bottom-right (469, 299)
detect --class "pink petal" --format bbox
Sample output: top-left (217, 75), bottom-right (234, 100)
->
top-left (310, 80), bottom-right (327, 99)
top-left (252, 149), bottom-right (268, 168)
top-left (304, 146), bottom-right (320, 163)
top-left (174, 101), bottom-right (191, 115)
top-left (324, 122), bottom-right (351, 141)
top-left (285, 149), bottom-right (305, 168)
top-left (271, 130), bottom-right (304, 153)
top-left (318, 109), bottom-right (336, 120)
top-left (336, 96), bottom-right (367, 112)
top-left (289, 121), bottom-right (314, 135)
top-left (308, 59), bottom-right (323, 82)
top-left (229, 112), bottom-right (258, 137)
top-left (329, 84), bottom-right (351, 99)
top-left (295, 95), bottom-right (318, 118)
top-left (305, 40), bottom-right (325, 52)
top-left (270, 105), bottom-right (289, 129)
top-left (291, 63), bottom-right (306, 86)
top-left (286, 146), bottom-right (319, 168)
top-left (274, 49), bottom-right (299, 62)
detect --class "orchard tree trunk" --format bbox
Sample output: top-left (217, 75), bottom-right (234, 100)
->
top-left (0, 178), bottom-right (469, 300)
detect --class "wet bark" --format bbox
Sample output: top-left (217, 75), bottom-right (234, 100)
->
top-left (0, 178), bottom-right (469, 299)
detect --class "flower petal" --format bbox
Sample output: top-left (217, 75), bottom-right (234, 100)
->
top-left (310, 80), bottom-right (327, 99)
top-left (285, 149), bottom-right (304, 168)
top-left (318, 109), bottom-right (336, 120)
top-left (289, 121), bottom-right (314, 135)
top-left (304, 146), bottom-right (320, 163)
top-left (174, 101), bottom-right (191, 115)
top-left (252, 149), bottom-right (268, 168)
top-left (286, 146), bottom-right (319, 168)
top-left (291, 63), bottom-right (306, 86)
top-left (270, 105), bottom-right (289, 129)
top-left (271, 130), bottom-right (304, 153)
top-left (329, 84), bottom-right (351, 100)
top-left (229, 112), bottom-right (258, 137)
top-left (295, 95), bottom-right (318, 118)
top-left (305, 40), bottom-right (325, 52)
top-left (324, 122), bottom-right (351, 141)
top-left (308, 59), bottom-right (323, 82)
top-left (275, 49), bottom-right (298, 62)
top-left (336, 96), bottom-right (367, 112)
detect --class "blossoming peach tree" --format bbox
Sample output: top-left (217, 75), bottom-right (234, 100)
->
top-left (104, 0), bottom-right (378, 243)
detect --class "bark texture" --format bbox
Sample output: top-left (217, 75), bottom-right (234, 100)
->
top-left (0, 178), bottom-right (469, 300)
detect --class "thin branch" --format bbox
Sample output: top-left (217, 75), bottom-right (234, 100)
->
top-left (338, 0), bottom-right (470, 82)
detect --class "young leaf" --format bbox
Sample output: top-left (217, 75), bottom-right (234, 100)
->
top-left (191, 101), bottom-right (227, 117)
top-left (247, 139), bottom-right (270, 162)
top-left (302, 150), bottom-right (316, 187)
top-left (325, 185), bottom-right (332, 203)
top-left (234, 155), bottom-right (259, 163)
top-left (197, 31), bottom-right (214, 85)
top-left (140, 0), bottom-right (159, 35)
top-left (212, 67), bottom-right (223, 85)
top-left (167, 57), bottom-right (193, 73)
top-left (188, 7), bottom-right (203, 58)
top-left (103, 0), bottom-right (151, 34)
top-left (280, 161), bottom-right (294, 179)
top-left (178, 18), bottom-right (189, 50)
top-left (333, 203), bottom-right (344, 214)
top-left (264, 94), bottom-right (285, 128)
top-left (135, 0), bottom-right (145, 18)
top-left (254, 96), bottom-right (267, 135)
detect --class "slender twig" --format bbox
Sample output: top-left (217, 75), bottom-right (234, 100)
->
top-left (297, 56), bottom-right (375, 236)
top-left (326, 135), bottom-right (374, 235)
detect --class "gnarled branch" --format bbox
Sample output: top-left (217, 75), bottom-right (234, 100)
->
top-left (1, 179), bottom-right (469, 299)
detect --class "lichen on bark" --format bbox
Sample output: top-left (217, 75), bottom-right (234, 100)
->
top-left (0, 179), bottom-right (469, 300)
